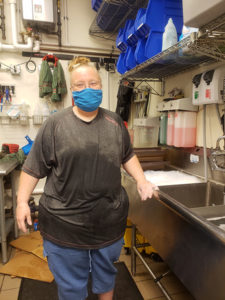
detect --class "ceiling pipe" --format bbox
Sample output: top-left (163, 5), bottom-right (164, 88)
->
top-left (0, 0), bottom-right (34, 51)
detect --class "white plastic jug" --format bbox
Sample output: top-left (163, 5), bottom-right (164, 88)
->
top-left (162, 18), bottom-right (177, 51)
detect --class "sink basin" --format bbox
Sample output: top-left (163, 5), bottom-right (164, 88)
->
top-left (160, 181), bottom-right (225, 230)
top-left (159, 181), bottom-right (225, 208)
top-left (191, 205), bottom-right (225, 219)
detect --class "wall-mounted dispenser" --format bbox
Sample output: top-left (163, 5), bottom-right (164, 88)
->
top-left (192, 66), bottom-right (225, 105)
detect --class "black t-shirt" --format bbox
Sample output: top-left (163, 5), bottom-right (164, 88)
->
top-left (23, 107), bottom-right (134, 249)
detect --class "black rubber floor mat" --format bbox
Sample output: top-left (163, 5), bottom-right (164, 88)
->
top-left (18, 261), bottom-right (144, 300)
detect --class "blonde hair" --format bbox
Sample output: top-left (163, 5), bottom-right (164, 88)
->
top-left (69, 56), bottom-right (102, 86)
top-left (68, 56), bottom-right (91, 72)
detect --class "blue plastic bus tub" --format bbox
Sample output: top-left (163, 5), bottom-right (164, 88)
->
top-left (134, 8), bottom-right (150, 39)
top-left (165, 0), bottom-right (183, 9)
top-left (116, 28), bottom-right (127, 52)
top-left (145, 0), bottom-right (164, 32)
top-left (145, 31), bottom-right (163, 59)
top-left (125, 20), bottom-right (138, 46)
top-left (125, 46), bottom-right (137, 70)
top-left (145, 0), bottom-right (183, 35)
top-left (134, 36), bottom-right (149, 64)
top-left (116, 52), bottom-right (127, 74)
top-left (116, 18), bottom-right (134, 52)
top-left (92, 0), bottom-right (103, 12)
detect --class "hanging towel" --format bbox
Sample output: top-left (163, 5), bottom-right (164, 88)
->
top-left (51, 61), bottom-right (67, 102)
top-left (39, 57), bottom-right (67, 101)
top-left (39, 60), bottom-right (53, 98)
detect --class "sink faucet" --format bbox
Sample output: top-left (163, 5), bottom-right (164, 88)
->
top-left (210, 136), bottom-right (225, 171)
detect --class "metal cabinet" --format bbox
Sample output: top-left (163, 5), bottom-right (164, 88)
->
top-left (0, 160), bottom-right (19, 263)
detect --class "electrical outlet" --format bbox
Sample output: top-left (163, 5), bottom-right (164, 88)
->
top-left (10, 65), bottom-right (21, 75)
top-left (190, 154), bottom-right (199, 163)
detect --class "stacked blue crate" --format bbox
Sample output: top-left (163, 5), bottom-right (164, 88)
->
top-left (134, 8), bottom-right (150, 64)
top-left (116, 28), bottom-right (128, 53)
top-left (134, 8), bottom-right (150, 38)
top-left (116, 22), bottom-right (130, 74)
top-left (116, 19), bottom-right (139, 73)
top-left (91, 0), bottom-right (103, 12)
top-left (144, 0), bottom-right (183, 59)
top-left (116, 52), bottom-right (127, 74)
top-left (124, 20), bottom-right (138, 70)
top-left (115, 0), bottom-right (183, 73)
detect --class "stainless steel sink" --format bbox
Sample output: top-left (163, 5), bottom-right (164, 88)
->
top-left (122, 173), bottom-right (225, 300)
top-left (191, 205), bottom-right (225, 219)
top-left (160, 181), bottom-right (225, 208)
top-left (160, 182), bottom-right (225, 229)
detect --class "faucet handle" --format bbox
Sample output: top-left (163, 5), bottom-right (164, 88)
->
top-left (216, 135), bottom-right (225, 150)
top-left (211, 136), bottom-right (225, 171)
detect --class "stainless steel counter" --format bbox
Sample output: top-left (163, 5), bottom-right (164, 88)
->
top-left (0, 160), bottom-right (19, 175)
top-left (122, 172), bottom-right (225, 300)
top-left (0, 160), bottom-right (19, 263)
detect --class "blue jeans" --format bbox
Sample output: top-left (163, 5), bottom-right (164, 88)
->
top-left (43, 238), bottom-right (124, 300)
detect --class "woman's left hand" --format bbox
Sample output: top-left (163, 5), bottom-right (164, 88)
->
top-left (137, 180), bottom-right (159, 201)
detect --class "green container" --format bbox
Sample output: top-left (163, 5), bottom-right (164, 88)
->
top-left (159, 113), bottom-right (168, 144)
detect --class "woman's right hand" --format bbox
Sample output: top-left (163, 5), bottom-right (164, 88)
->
top-left (16, 202), bottom-right (32, 233)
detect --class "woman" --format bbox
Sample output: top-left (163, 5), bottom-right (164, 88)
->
top-left (16, 57), bottom-right (158, 300)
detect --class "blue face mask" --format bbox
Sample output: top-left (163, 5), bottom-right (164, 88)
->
top-left (72, 88), bottom-right (102, 112)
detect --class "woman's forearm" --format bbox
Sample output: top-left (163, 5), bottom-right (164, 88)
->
top-left (16, 171), bottom-right (39, 232)
top-left (123, 155), bottom-right (159, 201)
top-left (17, 171), bottom-right (39, 205)
top-left (123, 155), bottom-right (146, 184)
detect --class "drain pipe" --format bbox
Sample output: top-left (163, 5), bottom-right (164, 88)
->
top-left (0, 0), bottom-right (33, 51)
